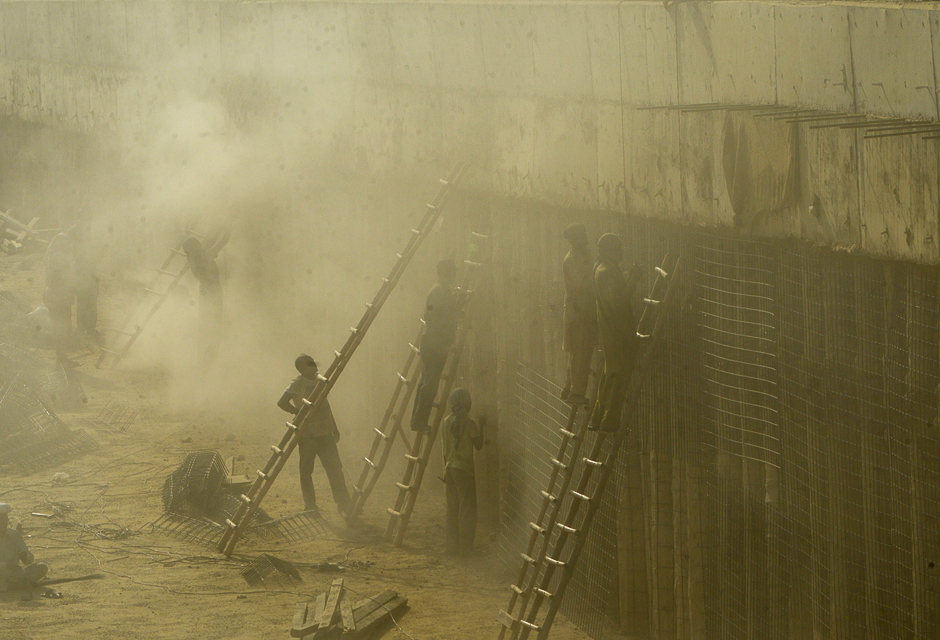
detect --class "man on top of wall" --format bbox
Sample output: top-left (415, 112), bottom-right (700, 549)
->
top-left (560, 223), bottom-right (598, 406)
top-left (411, 258), bottom-right (459, 432)
top-left (590, 233), bottom-right (641, 433)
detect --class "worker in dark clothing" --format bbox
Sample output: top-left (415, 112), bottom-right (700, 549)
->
top-left (589, 233), bottom-right (641, 433)
top-left (278, 354), bottom-right (351, 516)
top-left (411, 259), bottom-right (459, 432)
top-left (43, 232), bottom-right (76, 365)
top-left (0, 503), bottom-right (48, 592)
top-left (560, 223), bottom-right (598, 406)
top-left (182, 231), bottom-right (228, 362)
top-left (441, 388), bottom-right (483, 556)
top-left (69, 223), bottom-right (102, 346)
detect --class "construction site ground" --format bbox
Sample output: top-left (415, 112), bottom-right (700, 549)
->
top-left (0, 250), bottom-right (595, 640)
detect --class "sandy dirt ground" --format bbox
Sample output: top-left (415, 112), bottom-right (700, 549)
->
top-left (0, 250), bottom-right (594, 640)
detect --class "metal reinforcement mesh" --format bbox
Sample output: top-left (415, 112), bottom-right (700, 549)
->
top-left (496, 218), bottom-right (940, 639)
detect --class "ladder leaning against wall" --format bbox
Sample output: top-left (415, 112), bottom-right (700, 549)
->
top-left (497, 252), bottom-right (681, 640)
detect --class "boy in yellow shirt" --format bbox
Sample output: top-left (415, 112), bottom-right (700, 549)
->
top-left (441, 388), bottom-right (483, 556)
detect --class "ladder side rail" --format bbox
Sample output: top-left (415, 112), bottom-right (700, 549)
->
top-left (391, 262), bottom-right (484, 547)
top-left (219, 163), bottom-right (466, 555)
top-left (527, 258), bottom-right (682, 640)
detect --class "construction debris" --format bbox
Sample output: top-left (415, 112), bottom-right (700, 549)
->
top-left (290, 579), bottom-right (408, 639)
top-left (240, 553), bottom-right (303, 587)
top-left (0, 210), bottom-right (45, 254)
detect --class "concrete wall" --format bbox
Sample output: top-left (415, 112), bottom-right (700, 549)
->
top-left (1, 0), bottom-right (939, 262)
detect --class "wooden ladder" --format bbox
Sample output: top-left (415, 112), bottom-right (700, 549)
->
top-left (382, 236), bottom-right (489, 547)
top-left (217, 162), bottom-right (467, 556)
top-left (497, 253), bottom-right (681, 640)
top-left (95, 226), bottom-right (225, 369)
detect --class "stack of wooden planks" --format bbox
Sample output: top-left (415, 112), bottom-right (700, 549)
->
top-left (0, 210), bottom-right (43, 254)
top-left (290, 578), bottom-right (408, 640)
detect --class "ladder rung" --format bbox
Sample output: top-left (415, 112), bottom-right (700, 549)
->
top-left (655, 266), bottom-right (668, 278)
top-left (183, 229), bottom-right (204, 238)
top-left (256, 470), bottom-right (268, 480)
top-left (550, 458), bottom-right (567, 470)
top-left (350, 326), bottom-right (358, 334)
top-left (546, 556), bottom-right (566, 567)
top-left (644, 298), bottom-right (661, 305)
top-left (471, 232), bottom-right (488, 240)
top-left (351, 486), bottom-right (362, 495)
top-left (239, 494), bottom-right (251, 505)
top-left (225, 519), bottom-right (237, 529)
top-left (583, 458), bottom-right (603, 467)
top-left (426, 203), bottom-right (436, 210)
top-left (555, 523), bottom-right (577, 535)
top-left (334, 350), bottom-right (342, 358)
top-left (520, 620), bottom-right (540, 631)
top-left (540, 490), bottom-right (556, 502)
top-left (396, 253), bottom-right (403, 259)
top-left (374, 428), bottom-right (389, 439)
top-left (520, 553), bottom-right (536, 564)
top-left (171, 248), bottom-right (186, 256)
top-left (114, 329), bottom-right (136, 337)
top-left (464, 260), bottom-right (482, 268)
top-left (365, 302), bottom-right (373, 309)
top-left (637, 332), bottom-right (651, 338)
top-left (316, 374), bottom-right (328, 382)
top-left (156, 268), bottom-right (176, 276)
top-left (529, 522), bottom-right (546, 534)
top-left (100, 348), bottom-right (120, 355)
top-left (271, 446), bottom-right (283, 455)
top-left (408, 343), bottom-right (420, 354)
top-left (439, 178), bottom-right (449, 186)
top-left (387, 508), bottom-right (402, 517)
top-left (571, 490), bottom-right (591, 502)
top-left (510, 584), bottom-right (524, 595)
top-left (411, 228), bottom-right (421, 235)
top-left (143, 288), bottom-right (164, 296)
top-left (404, 455), bottom-right (419, 462)
top-left (363, 457), bottom-right (376, 468)
top-left (535, 588), bottom-right (553, 599)
top-left (395, 482), bottom-right (412, 491)
top-left (398, 373), bottom-right (409, 383)
top-left (286, 422), bottom-right (298, 431)
top-left (302, 398), bottom-right (312, 406)
top-left (559, 429), bottom-right (576, 438)
top-left (382, 278), bottom-right (390, 284)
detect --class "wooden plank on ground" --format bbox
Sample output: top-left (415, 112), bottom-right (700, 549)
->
top-left (349, 590), bottom-right (397, 623)
top-left (340, 591), bottom-right (356, 632)
top-left (291, 602), bottom-right (308, 634)
top-left (319, 578), bottom-right (344, 629)
top-left (343, 595), bottom-right (408, 639)
top-left (293, 592), bottom-right (326, 638)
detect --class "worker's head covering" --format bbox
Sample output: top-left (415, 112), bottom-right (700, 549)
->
top-left (181, 237), bottom-right (203, 259)
top-left (563, 223), bottom-right (588, 248)
top-left (0, 503), bottom-right (11, 515)
top-left (448, 387), bottom-right (472, 442)
top-left (294, 353), bottom-right (318, 375)
top-left (436, 258), bottom-right (457, 284)
top-left (597, 233), bottom-right (623, 264)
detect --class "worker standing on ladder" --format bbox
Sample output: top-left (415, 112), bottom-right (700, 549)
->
top-left (560, 223), bottom-right (598, 406)
top-left (590, 233), bottom-right (641, 433)
top-left (441, 387), bottom-right (483, 556)
top-left (182, 231), bottom-right (228, 363)
top-left (43, 231), bottom-right (76, 366)
top-left (411, 258), bottom-right (459, 432)
top-left (278, 354), bottom-right (351, 517)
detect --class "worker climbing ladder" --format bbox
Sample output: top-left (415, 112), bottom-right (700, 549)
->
top-left (497, 252), bottom-right (681, 640)
top-left (383, 236), bottom-right (489, 547)
top-left (95, 226), bottom-right (226, 369)
top-left (345, 230), bottom-right (487, 526)
top-left (217, 162), bottom-right (468, 556)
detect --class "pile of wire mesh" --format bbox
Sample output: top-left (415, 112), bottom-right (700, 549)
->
top-left (0, 327), bottom-right (97, 475)
top-left (155, 450), bottom-right (329, 546)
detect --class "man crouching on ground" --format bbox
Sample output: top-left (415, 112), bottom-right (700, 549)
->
top-left (0, 504), bottom-right (48, 592)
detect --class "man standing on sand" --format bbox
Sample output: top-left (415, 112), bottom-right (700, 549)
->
top-left (441, 388), bottom-right (483, 556)
top-left (560, 223), bottom-right (598, 406)
top-left (411, 259), bottom-right (459, 432)
top-left (278, 354), bottom-right (351, 517)
top-left (590, 233), bottom-right (641, 433)
top-left (182, 231), bottom-right (229, 362)
top-left (0, 504), bottom-right (48, 592)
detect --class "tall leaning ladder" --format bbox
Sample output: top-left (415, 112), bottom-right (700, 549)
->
top-left (95, 226), bottom-right (224, 369)
top-left (497, 253), bottom-right (681, 640)
top-left (344, 230), bottom-right (485, 525)
top-left (383, 237), bottom-right (489, 547)
top-left (217, 162), bottom-right (468, 556)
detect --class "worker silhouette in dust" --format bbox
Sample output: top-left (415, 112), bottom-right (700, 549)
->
top-left (69, 223), bottom-right (103, 347)
top-left (43, 231), bottom-right (76, 365)
top-left (590, 233), bottom-right (641, 433)
top-left (441, 387), bottom-right (483, 556)
top-left (182, 231), bottom-right (228, 362)
top-left (278, 354), bottom-right (351, 517)
top-left (411, 258), bottom-right (459, 432)
top-left (560, 223), bottom-right (598, 407)
top-left (0, 503), bottom-right (48, 593)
